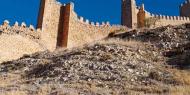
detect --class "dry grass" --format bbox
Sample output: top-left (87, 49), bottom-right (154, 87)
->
top-left (1, 91), bottom-right (27, 95)
top-left (172, 69), bottom-right (190, 85)
top-left (169, 86), bottom-right (190, 95)
top-left (0, 73), bottom-right (21, 87)
top-left (97, 38), bottom-right (145, 48)
top-left (161, 69), bottom-right (190, 95)
top-left (1, 37), bottom-right (190, 95)
top-left (0, 73), bottom-right (26, 95)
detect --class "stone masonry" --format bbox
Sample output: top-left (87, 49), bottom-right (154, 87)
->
top-left (0, 20), bottom-right (44, 63)
top-left (121, 0), bottom-right (190, 28)
top-left (1, 0), bottom-right (190, 52)
top-left (37, 0), bottom-right (126, 51)
top-left (36, 0), bottom-right (190, 51)
top-left (37, 0), bottom-right (62, 51)
top-left (2, 0), bottom-right (190, 62)
top-left (121, 0), bottom-right (138, 28)
top-left (137, 4), bottom-right (145, 28)
top-left (180, 0), bottom-right (190, 17)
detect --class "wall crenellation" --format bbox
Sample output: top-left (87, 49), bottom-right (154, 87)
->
top-left (3, 0), bottom-right (190, 51)
top-left (0, 20), bottom-right (36, 31)
top-left (76, 15), bottom-right (111, 27)
top-left (140, 6), bottom-right (190, 27)
top-left (149, 13), bottom-right (190, 21)
top-left (147, 13), bottom-right (190, 26)
top-left (124, 0), bottom-right (190, 28)
top-left (0, 20), bottom-right (41, 42)
top-left (35, 0), bottom-right (127, 50)
top-left (62, 3), bottom-right (127, 48)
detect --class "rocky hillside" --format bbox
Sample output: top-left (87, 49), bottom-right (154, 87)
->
top-left (110, 24), bottom-right (190, 68)
top-left (0, 24), bottom-right (190, 95)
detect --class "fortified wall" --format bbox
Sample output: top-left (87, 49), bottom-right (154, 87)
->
top-left (122, 0), bottom-right (190, 28)
top-left (1, 0), bottom-right (190, 52)
top-left (0, 20), bottom-right (45, 63)
top-left (146, 12), bottom-right (190, 27)
top-left (37, 0), bottom-right (126, 51)
top-left (143, 0), bottom-right (190, 27)
top-left (67, 5), bottom-right (126, 48)
top-left (0, 20), bottom-right (38, 38)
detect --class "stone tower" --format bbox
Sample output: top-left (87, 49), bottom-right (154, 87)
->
top-left (180, 0), bottom-right (190, 17)
top-left (37, 0), bottom-right (74, 51)
top-left (37, 0), bottom-right (46, 29)
top-left (137, 4), bottom-right (145, 28)
top-left (121, 0), bottom-right (137, 28)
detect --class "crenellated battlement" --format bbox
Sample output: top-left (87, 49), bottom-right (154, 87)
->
top-left (0, 20), bottom-right (40, 41)
top-left (133, 0), bottom-right (190, 28)
top-left (2, 0), bottom-right (189, 51)
top-left (149, 14), bottom-right (190, 21)
top-left (35, 0), bottom-right (190, 50)
top-left (3, 0), bottom-right (190, 63)
top-left (35, 0), bottom-right (126, 51)
top-left (77, 16), bottom-right (110, 27)
top-left (0, 20), bottom-right (36, 32)
top-left (121, 0), bottom-right (190, 29)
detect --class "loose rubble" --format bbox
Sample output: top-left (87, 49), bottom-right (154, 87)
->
top-left (110, 24), bottom-right (190, 50)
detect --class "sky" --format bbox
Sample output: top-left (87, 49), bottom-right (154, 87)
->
top-left (0, 0), bottom-right (185, 26)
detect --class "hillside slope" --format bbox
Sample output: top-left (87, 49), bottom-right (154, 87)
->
top-left (0, 27), bottom-right (45, 63)
top-left (0, 24), bottom-right (190, 95)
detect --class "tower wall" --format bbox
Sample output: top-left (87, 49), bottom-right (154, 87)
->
top-left (37, 0), bottom-right (46, 29)
top-left (180, 1), bottom-right (190, 17)
top-left (38, 0), bottom-right (62, 51)
top-left (137, 5), bottom-right (145, 28)
top-left (37, 0), bottom-right (126, 51)
top-left (56, 3), bottom-right (72, 48)
top-left (121, 0), bottom-right (138, 28)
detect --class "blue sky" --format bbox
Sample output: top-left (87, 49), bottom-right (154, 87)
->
top-left (0, 0), bottom-right (185, 26)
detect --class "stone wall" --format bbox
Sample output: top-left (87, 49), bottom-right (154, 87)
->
top-left (122, 0), bottom-right (190, 28)
top-left (37, 1), bottom-right (127, 50)
top-left (38, 0), bottom-right (190, 50)
top-left (64, 3), bottom-right (127, 48)
top-left (3, 0), bottom-right (190, 52)
top-left (180, 0), bottom-right (190, 17)
top-left (37, 0), bottom-right (46, 29)
top-left (144, 0), bottom-right (190, 27)
top-left (0, 20), bottom-right (37, 38)
top-left (137, 5), bottom-right (145, 28)
top-left (37, 0), bottom-right (62, 51)
top-left (56, 3), bottom-right (72, 48)
top-left (144, 11), bottom-right (190, 27)
top-left (0, 21), bottom-right (45, 63)
top-left (121, 0), bottom-right (138, 28)
top-left (152, 15), bottom-right (190, 27)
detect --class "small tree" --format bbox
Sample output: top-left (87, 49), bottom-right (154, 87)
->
top-left (144, 17), bottom-right (159, 28)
